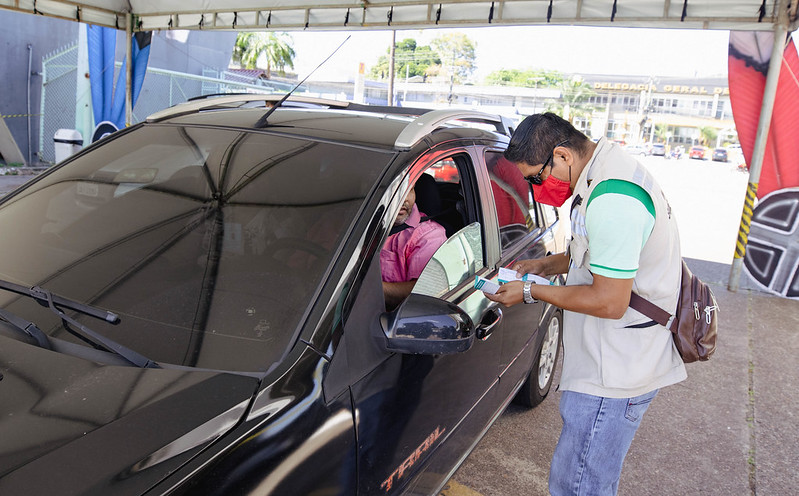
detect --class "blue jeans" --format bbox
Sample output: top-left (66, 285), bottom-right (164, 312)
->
top-left (549, 389), bottom-right (658, 496)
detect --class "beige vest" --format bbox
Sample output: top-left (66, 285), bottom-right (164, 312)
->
top-left (560, 138), bottom-right (686, 398)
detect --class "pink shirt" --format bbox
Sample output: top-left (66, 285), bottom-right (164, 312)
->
top-left (381, 205), bottom-right (447, 283)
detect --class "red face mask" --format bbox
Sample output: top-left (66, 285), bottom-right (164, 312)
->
top-left (532, 173), bottom-right (572, 207)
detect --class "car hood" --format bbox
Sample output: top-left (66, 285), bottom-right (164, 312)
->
top-left (0, 336), bottom-right (260, 494)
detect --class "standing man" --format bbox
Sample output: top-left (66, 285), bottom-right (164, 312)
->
top-left (486, 113), bottom-right (686, 495)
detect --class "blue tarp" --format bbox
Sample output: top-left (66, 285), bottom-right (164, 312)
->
top-left (87, 25), bottom-right (116, 127)
top-left (87, 25), bottom-right (151, 131)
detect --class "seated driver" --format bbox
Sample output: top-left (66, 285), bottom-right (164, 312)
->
top-left (381, 181), bottom-right (447, 308)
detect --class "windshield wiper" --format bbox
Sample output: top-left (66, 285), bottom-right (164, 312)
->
top-left (0, 279), bottom-right (158, 368)
top-left (0, 307), bottom-right (52, 349)
top-left (0, 279), bottom-right (120, 323)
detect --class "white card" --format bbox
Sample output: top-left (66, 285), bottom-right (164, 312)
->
top-left (474, 276), bottom-right (500, 294)
top-left (497, 267), bottom-right (551, 285)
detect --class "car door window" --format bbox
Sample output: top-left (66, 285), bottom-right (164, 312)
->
top-left (485, 150), bottom-right (545, 253)
top-left (413, 222), bottom-right (483, 298)
top-left (539, 201), bottom-right (559, 229)
top-left (380, 153), bottom-right (477, 309)
top-left (405, 153), bottom-right (494, 327)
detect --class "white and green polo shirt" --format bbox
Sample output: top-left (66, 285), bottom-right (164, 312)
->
top-left (585, 179), bottom-right (655, 279)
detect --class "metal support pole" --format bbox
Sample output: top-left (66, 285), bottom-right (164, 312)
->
top-left (27, 44), bottom-right (33, 165)
top-left (728, 0), bottom-right (789, 291)
top-left (388, 30), bottom-right (396, 106)
top-left (125, 13), bottom-right (133, 127)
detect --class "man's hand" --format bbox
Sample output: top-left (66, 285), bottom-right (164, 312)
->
top-left (512, 252), bottom-right (570, 278)
top-left (484, 280), bottom-right (525, 307)
top-left (512, 259), bottom-right (547, 277)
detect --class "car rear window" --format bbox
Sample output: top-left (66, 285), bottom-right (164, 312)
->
top-left (0, 125), bottom-right (390, 372)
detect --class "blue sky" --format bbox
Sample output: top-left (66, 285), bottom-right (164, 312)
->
top-left (289, 25), bottom-right (733, 82)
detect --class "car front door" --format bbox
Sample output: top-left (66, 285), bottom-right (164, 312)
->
top-left (347, 148), bottom-right (504, 495)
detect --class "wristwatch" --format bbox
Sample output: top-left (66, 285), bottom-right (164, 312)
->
top-left (523, 281), bottom-right (537, 304)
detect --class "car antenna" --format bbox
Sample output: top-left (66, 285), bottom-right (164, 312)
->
top-left (256, 35), bottom-right (351, 127)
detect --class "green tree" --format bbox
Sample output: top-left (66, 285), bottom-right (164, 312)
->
top-left (232, 32), bottom-right (295, 78)
top-left (545, 76), bottom-right (596, 124)
top-left (484, 69), bottom-right (563, 87)
top-left (370, 38), bottom-right (441, 80)
top-left (653, 123), bottom-right (669, 143)
top-left (698, 126), bottom-right (718, 146)
top-left (430, 33), bottom-right (477, 83)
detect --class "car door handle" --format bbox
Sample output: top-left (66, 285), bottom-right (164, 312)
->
top-left (476, 307), bottom-right (503, 341)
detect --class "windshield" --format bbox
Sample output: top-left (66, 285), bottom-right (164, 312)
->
top-left (0, 125), bottom-right (389, 372)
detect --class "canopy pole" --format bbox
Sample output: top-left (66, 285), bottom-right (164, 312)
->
top-left (125, 12), bottom-right (133, 127)
top-left (728, 0), bottom-right (790, 292)
top-left (388, 30), bottom-right (396, 105)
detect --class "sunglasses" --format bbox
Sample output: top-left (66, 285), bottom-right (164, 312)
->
top-left (526, 140), bottom-right (569, 186)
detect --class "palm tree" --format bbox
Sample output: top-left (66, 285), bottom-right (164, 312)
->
top-left (546, 76), bottom-right (596, 124)
top-left (698, 126), bottom-right (718, 147)
top-left (233, 32), bottom-right (295, 78)
top-left (653, 123), bottom-right (669, 143)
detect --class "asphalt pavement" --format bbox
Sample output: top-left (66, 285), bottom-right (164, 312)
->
top-left (0, 171), bottom-right (38, 196)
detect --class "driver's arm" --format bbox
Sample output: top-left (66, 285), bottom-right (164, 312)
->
top-left (383, 281), bottom-right (417, 309)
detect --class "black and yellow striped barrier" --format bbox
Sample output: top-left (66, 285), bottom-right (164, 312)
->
top-left (734, 181), bottom-right (759, 259)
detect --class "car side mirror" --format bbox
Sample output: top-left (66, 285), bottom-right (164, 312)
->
top-left (380, 294), bottom-right (474, 355)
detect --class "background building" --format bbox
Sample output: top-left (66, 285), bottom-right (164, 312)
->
top-left (581, 74), bottom-right (735, 147)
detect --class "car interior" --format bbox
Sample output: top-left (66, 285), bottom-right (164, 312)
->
top-left (413, 168), bottom-right (467, 238)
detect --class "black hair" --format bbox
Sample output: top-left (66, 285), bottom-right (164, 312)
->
top-left (503, 112), bottom-right (592, 165)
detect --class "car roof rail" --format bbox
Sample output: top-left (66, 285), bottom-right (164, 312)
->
top-left (394, 109), bottom-right (514, 150)
top-left (145, 95), bottom-right (514, 146)
top-left (145, 94), bottom-right (354, 122)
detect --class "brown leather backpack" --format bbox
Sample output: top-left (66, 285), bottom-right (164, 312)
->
top-left (629, 260), bottom-right (719, 363)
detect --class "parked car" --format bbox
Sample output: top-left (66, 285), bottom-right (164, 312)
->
top-left (624, 144), bottom-right (649, 156)
top-left (651, 143), bottom-right (666, 156)
top-left (689, 146), bottom-right (707, 160)
top-left (0, 95), bottom-right (565, 495)
top-left (712, 147), bottom-right (728, 162)
top-left (427, 157), bottom-right (460, 182)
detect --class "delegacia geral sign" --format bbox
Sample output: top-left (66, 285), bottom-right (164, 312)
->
top-left (593, 82), bottom-right (729, 95)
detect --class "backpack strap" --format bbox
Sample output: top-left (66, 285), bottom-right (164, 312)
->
top-left (628, 292), bottom-right (676, 333)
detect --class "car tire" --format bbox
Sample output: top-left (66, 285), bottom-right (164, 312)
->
top-left (514, 310), bottom-right (562, 408)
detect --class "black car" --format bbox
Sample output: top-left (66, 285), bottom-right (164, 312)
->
top-left (712, 147), bottom-right (728, 162)
top-left (0, 95), bottom-right (564, 495)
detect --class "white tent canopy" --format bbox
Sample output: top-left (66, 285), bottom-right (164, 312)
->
top-left (1, 0), bottom-right (796, 32)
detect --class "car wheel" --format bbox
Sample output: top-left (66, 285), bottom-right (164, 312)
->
top-left (514, 310), bottom-right (562, 408)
